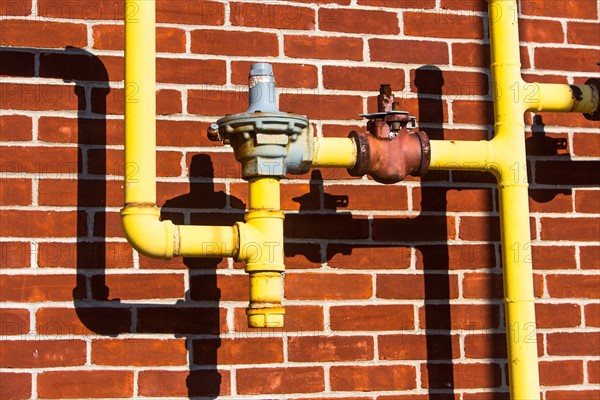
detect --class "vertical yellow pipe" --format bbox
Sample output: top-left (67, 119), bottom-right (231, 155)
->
top-left (489, 1), bottom-right (540, 398)
top-left (241, 177), bottom-right (286, 328)
top-left (124, 0), bottom-right (156, 204)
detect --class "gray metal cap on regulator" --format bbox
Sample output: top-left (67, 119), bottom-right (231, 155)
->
top-left (247, 63), bottom-right (278, 113)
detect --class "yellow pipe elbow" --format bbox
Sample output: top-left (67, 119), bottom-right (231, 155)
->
top-left (121, 206), bottom-right (175, 259)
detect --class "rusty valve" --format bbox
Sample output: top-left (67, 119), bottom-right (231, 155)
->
top-left (348, 84), bottom-right (430, 184)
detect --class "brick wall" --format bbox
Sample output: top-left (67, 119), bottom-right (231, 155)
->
top-left (1, 0), bottom-right (599, 399)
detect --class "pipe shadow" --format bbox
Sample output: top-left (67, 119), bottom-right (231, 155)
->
top-left (0, 47), bottom-right (231, 398)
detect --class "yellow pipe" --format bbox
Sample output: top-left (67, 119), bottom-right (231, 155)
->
top-left (312, 137), bottom-right (357, 168)
top-left (530, 83), bottom-right (598, 113)
top-left (238, 177), bottom-right (285, 328)
top-left (121, 0), bottom-right (237, 260)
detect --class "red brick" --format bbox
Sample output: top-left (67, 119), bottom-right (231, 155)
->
top-left (0, 242), bottom-right (30, 268)
top-left (547, 274), bottom-right (600, 299)
top-left (1, 146), bottom-right (79, 175)
top-left (139, 370), bottom-right (230, 397)
top-left (38, 116), bottom-right (121, 145)
top-left (156, 120), bottom-right (222, 147)
top-left (0, 114), bottom-right (31, 141)
top-left (0, 340), bottom-right (86, 368)
top-left (280, 93), bottom-right (362, 120)
top-left (0, 19), bottom-right (86, 48)
top-left (379, 334), bottom-right (460, 360)
top-left (92, 273), bottom-right (184, 301)
top-left (581, 246), bottom-right (600, 270)
top-left (377, 96), bottom-right (449, 125)
top-left (189, 273), bottom-right (246, 301)
top-left (38, 370), bottom-right (133, 399)
top-left (37, 242), bottom-right (132, 269)
top-left (327, 245), bottom-right (412, 269)
top-left (37, 0), bottom-right (121, 20)
top-left (36, 307), bottom-right (131, 336)
top-left (373, 215), bottom-right (456, 242)
top-left (377, 273), bottom-right (459, 299)
top-left (0, 309), bottom-right (29, 335)
top-left (519, 19), bottom-right (564, 43)
top-left (576, 190), bottom-right (600, 214)
top-left (410, 70), bottom-right (489, 98)
top-left (536, 303), bottom-right (581, 328)
top-left (230, 3), bottom-right (315, 30)
top-left (1, 83), bottom-right (80, 111)
top-left (0, 48), bottom-right (34, 76)
top-left (191, 30), bottom-right (278, 56)
top-left (96, 87), bottom-right (181, 115)
top-left (0, 372), bottom-right (31, 400)
top-left (285, 214), bottom-right (369, 239)
top-left (0, 274), bottom-right (79, 302)
top-left (463, 272), bottom-right (544, 299)
top-left (289, 335), bottom-right (373, 362)
top-left (546, 390), bottom-right (600, 400)
top-left (0, 0), bottom-right (31, 15)
top-left (586, 304), bottom-right (600, 327)
top-left (157, 58), bottom-right (225, 85)
top-left (319, 8), bottom-right (398, 34)
top-left (452, 42), bottom-right (490, 68)
top-left (37, 179), bottom-right (121, 207)
top-left (536, 47), bottom-right (600, 73)
top-left (323, 66), bottom-right (405, 92)
top-left (358, 0), bottom-right (435, 8)
top-left (413, 187), bottom-right (493, 212)
top-left (93, 25), bottom-right (186, 53)
top-left (531, 245), bottom-right (576, 270)
top-left (567, 21), bottom-right (600, 45)
top-left (421, 363), bottom-right (502, 389)
top-left (0, 178), bottom-right (30, 206)
top-left (331, 304), bottom-right (414, 331)
top-left (194, 338), bottom-right (283, 365)
top-left (416, 244), bottom-right (496, 270)
top-left (234, 305), bottom-right (323, 333)
top-left (573, 133), bottom-right (600, 157)
top-left (331, 365), bottom-right (416, 391)
top-left (370, 39), bottom-right (449, 65)
top-left (92, 338), bottom-right (186, 366)
top-left (536, 161), bottom-right (599, 185)
top-left (0, 210), bottom-right (85, 238)
top-left (453, 100), bottom-right (494, 125)
top-left (138, 306), bottom-right (227, 335)
top-left (547, 332), bottom-right (599, 356)
top-left (590, 360), bottom-right (600, 384)
top-left (520, 0), bottom-right (597, 20)
top-left (542, 218), bottom-right (600, 242)
top-left (463, 393), bottom-right (508, 400)
top-left (286, 272), bottom-right (372, 300)
top-left (157, 0), bottom-right (224, 25)
top-left (540, 360), bottom-right (584, 386)
top-left (441, 0), bottom-right (486, 11)
top-left (405, 12), bottom-right (483, 39)
top-left (187, 89), bottom-right (247, 117)
top-left (232, 61), bottom-right (317, 88)
top-left (87, 148), bottom-right (182, 177)
top-left (236, 367), bottom-right (324, 395)
top-left (285, 35), bottom-right (363, 61)
top-left (464, 333), bottom-right (507, 359)
top-left (528, 189), bottom-right (572, 213)
top-left (419, 304), bottom-right (500, 330)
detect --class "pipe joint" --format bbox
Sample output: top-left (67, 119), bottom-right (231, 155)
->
top-left (121, 205), bottom-right (176, 259)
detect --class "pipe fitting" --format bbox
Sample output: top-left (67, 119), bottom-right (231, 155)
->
top-left (121, 204), bottom-right (176, 259)
top-left (584, 78), bottom-right (600, 121)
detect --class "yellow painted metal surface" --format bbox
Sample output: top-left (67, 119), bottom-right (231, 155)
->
top-left (312, 137), bottom-right (357, 168)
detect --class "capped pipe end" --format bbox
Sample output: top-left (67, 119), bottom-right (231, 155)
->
top-left (250, 62), bottom-right (274, 77)
top-left (247, 307), bottom-right (285, 328)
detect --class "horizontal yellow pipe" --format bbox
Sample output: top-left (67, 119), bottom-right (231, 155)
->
top-left (429, 140), bottom-right (493, 172)
top-left (529, 83), bottom-right (598, 113)
top-left (312, 137), bottom-right (356, 168)
top-left (178, 225), bottom-right (238, 258)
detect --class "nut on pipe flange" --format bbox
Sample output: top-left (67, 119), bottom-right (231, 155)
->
top-left (247, 272), bottom-right (285, 328)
